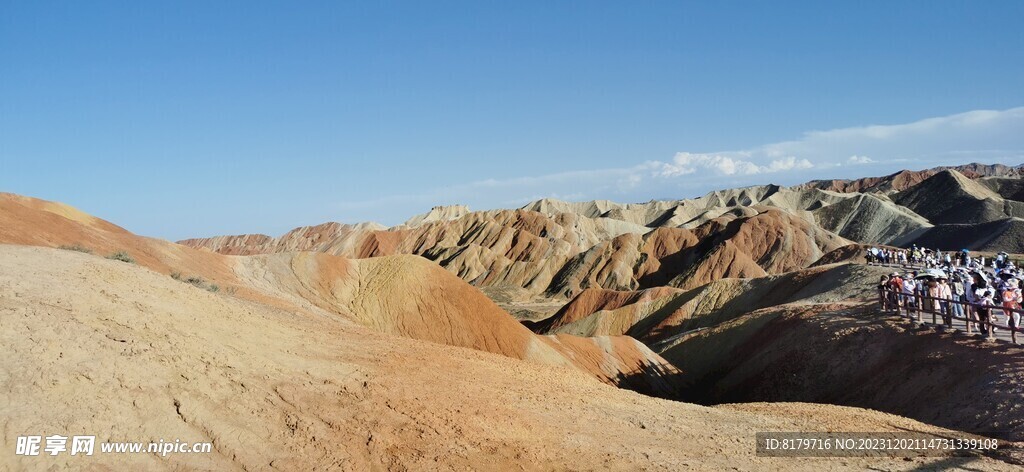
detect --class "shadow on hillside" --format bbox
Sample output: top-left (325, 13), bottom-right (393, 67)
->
top-left (675, 303), bottom-right (1024, 444)
top-left (611, 361), bottom-right (689, 401)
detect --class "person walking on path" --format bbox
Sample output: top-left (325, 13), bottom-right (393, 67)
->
top-left (971, 274), bottom-right (990, 331)
top-left (950, 273), bottom-right (966, 323)
top-left (962, 271), bottom-right (980, 331)
top-left (936, 276), bottom-right (953, 327)
top-left (924, 279), bottom-right (939, 322)
top-left (902, 273), bottom-right (917, 318)
top-left (1002, 279), bottom-right (1022, 343)
top-left (888, 272), bottom-right (903, 313)
top-left (978, 289), bottom-right (996, 334)
top-left (878, 275), bottom-right (891, 310)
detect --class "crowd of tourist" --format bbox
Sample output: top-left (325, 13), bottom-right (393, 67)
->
top-left (869, 245), bottom-right (1021, 343)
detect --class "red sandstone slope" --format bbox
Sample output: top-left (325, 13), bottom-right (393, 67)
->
top-left (796, 163), bottom-right (1023, 194)
top-left (798, 169), bottom-right (936, 193)
top-left (0, 193), bottom-right (680, 395)
top-left (238, 252), bottom-right (683, 397)
top-left (5, 244), bottom-right (1001, 471)
top-left (180, 202), bottom-right (852, 300)
top-left (170, 181), bottom-right (946, 300)
top-left (0, 193), bottom-right (241, 286)
top-left (530, 262), bottom-right (891, 342)
top-left (528, 286), bottom-right (684, 334)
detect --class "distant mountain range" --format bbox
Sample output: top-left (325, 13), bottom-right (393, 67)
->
top-left (179, 163), bottom-right (1024, 301)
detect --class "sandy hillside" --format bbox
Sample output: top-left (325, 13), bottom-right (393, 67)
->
top-left (226, 251), bottom-right (683, 396)
top-left (0, 193), bottom-right (693, 396)
top-left (1, 245), bottom-right (1017, 470)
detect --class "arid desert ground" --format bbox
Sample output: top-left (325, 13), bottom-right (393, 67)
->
top-left (4, 164), bottom-right (1024, 469)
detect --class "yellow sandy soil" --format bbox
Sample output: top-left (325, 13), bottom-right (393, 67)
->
top-left (1, 245), bottom-right (1017, 470)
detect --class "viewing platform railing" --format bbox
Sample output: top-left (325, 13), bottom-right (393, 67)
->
top-left (867, 260), bottom-right (966, 271)
top-left (877, 286), bottom-right (1021, 344)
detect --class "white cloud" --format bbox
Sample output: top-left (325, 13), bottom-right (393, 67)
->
top-left (759, 107), bottom-right (1024, 165)
top-left (648, 107), bottom-right (1024, 178)
top-left (767, 156), bottom-right (814, 171)
top-left (652, 152), bottom-right (813, 177)
top-left (334, 107), bottom-right (1024, 225)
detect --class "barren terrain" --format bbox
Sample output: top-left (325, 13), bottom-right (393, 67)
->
top-left (2, 245), bottom-right (1016, 470)
top-left (5, 163), bottom-right (1024, 469)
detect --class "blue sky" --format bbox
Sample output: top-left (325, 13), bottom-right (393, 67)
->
top-left (2, 1), bottom-right (1023, 240)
